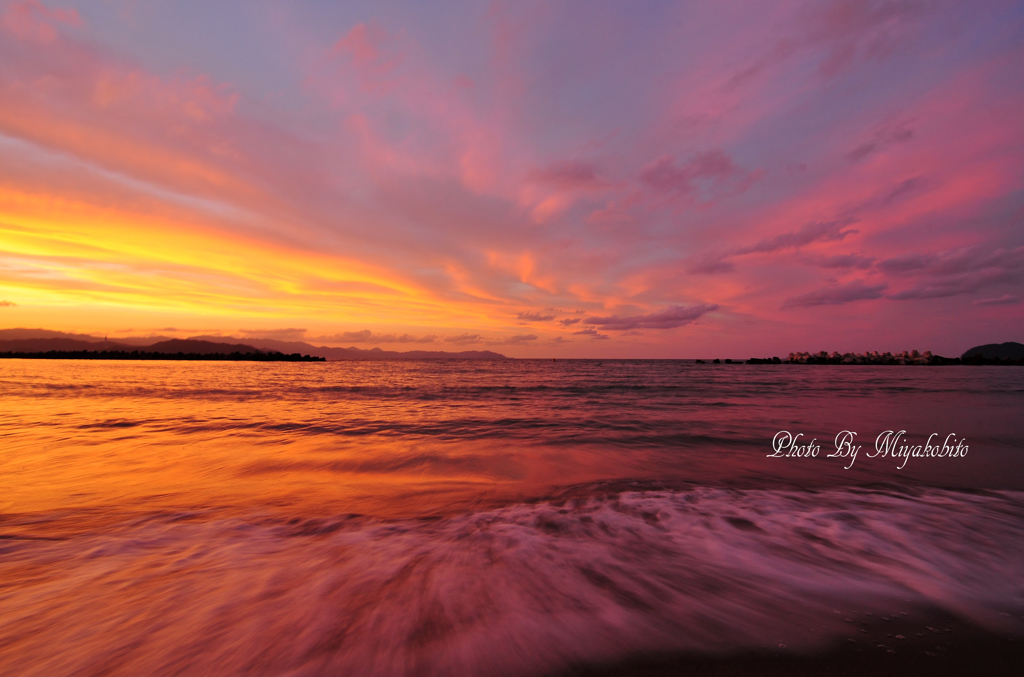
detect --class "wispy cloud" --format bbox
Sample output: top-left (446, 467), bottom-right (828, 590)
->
top-left (847, 124), bottom-right (915, 162)
top-left (516, 311), bottom-right (555, 322)
top-left (443, 333), bottom-right (484, 345)
top-left (237, 327), bottom-right (307, 340)
top-left (690, 221), bottom-right (859, 274)
top-left (974, 295), bottom-right (1019, 306)
top-left (584, 304), bottom-right (718, 330)
top-left (782, 281), bottom-right (887, 308)
top-left (816, 253), bottom-right (876, 269)
top-left (501, 334), bottom-right (538, 345)
top-left (2, 0), bottom-right (83, 44)
top-left (319, 330), bottom-right (439, 344)
top-left (641, 150), bottom-right (761, 204)
top-left (573, 328), bottom-right (609, 339)
top-left (883, 246), bottom-right (1024, 300)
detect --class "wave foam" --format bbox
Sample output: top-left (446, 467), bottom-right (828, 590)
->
top-left (1, 487), bottom-right (1022, 676)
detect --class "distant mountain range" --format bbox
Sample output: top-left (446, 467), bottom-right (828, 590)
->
top-left (0, 329), bottom-right (509, 360)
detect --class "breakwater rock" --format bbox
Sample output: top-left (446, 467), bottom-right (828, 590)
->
top-left (785, 350), bottom-right (1022, 365)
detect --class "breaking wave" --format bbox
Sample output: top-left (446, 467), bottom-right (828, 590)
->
top-left (2, 486), bottom-right (1022, 677)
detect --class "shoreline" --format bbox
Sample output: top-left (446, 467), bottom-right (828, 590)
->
top-left (0, 350), bottom-right (325, 361)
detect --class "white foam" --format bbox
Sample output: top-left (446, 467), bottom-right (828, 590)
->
top-left (1, 488), bottom-right (1022, 676)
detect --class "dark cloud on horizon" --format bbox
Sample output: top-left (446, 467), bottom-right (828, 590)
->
top-left (0, 300), bottom-right (16, 307)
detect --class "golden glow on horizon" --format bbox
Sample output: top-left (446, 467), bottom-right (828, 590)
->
top-left (0, 185), bottom-right (518, 334)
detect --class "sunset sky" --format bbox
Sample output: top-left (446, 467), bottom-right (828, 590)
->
top-left (1, 0), bottom-right (1022, 357)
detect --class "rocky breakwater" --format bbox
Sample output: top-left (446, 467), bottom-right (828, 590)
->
top-left (788, 350), bottom-right (937, 365)
top-left (786, 348), bottom-right (1023, 365)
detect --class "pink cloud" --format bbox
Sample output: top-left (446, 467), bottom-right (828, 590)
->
top-left (92, 71), bottom-right (238, 121)
top-left (2, 0), bottom-right (81, 44)
top-left (330, 22), bottom-right (404, 94)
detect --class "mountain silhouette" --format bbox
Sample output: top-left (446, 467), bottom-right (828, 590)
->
top-left (961, 342), bottom-right (1024, 360)
top-left (0, 329), bottom-right (508, 359)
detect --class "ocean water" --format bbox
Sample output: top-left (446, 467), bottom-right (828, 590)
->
top-left (1, 360), bottom-right (1022, 675)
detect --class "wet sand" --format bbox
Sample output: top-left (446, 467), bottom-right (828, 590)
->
top-left (565, 610), bottom-right (1023, 676)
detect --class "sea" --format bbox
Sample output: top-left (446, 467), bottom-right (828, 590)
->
top-left (1, 359), bottom-right (1022, 676)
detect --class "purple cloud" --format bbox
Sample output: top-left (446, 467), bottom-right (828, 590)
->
top-left (443, 334), bottom-right (484, 345)
top-left (517, 311), bottom-right (555, 322)
top-left (690, 221), bottom-right (859, 274)
top-left (573, 328), bottom-right (609, 339)
top-left (738, 220), bottom-right (859, 256)
top-left (321, 330), bottom-right (438, 344)
top-left (688, 255), bottom-right (736, 275)
top-left (528, 162), bottom-right (605, 190)
top-left (238, 327), bottom-right (308, 340)
top-left (879, 246), bottom-right (1024, 276)
top-left (502, 334), bottom-right (538, 345)
top-left (818, 253), bottom-right (876, 269)
top-left (881, 245), bottom-right (1024, 300)
top-left (889, 271), bottom-right (1018, 300)
top-left (584, 303), bottom-right (719, 330)
top-left (974, 295), bottom-right (1019, 306)
top-left (641, 150), bottom-right (759, 203)
top-left (558, 318), bottom-right (581, 327)
top-left (847, 125), bottom-right (915, 162)
top-left (782, 281), bottom-right (886, 308)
